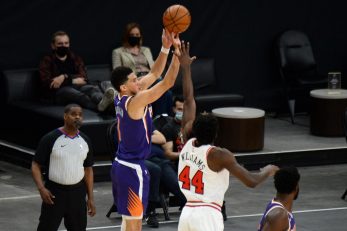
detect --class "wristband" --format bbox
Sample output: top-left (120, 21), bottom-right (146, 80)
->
top-left (161, 46), bottom-right (170, 54)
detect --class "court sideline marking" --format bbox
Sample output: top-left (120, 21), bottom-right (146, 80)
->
top-left (58, 206), bottom-right (347, 230)
top-left (0, 195), bottom-right (40, 201)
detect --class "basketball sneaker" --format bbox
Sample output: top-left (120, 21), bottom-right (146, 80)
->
top-left (98, 88), bottom-right (115, 111)
top-left (145, 211), bottom-right (159, 228)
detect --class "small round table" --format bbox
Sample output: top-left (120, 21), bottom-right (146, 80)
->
top-left (310, 89), bottom-right (347, 136)
top-left (212, 107), bottom-right (265, 152)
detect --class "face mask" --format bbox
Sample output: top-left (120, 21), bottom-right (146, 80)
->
top-left (128, 36), bottom-right (141, 47)
top-left (175, 111), bottom-right (183, 121)
top-left (55, 46), bottom-right (69, 57)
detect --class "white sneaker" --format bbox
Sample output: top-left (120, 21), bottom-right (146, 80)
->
top-left (98, 88), bottom-right (115, 111)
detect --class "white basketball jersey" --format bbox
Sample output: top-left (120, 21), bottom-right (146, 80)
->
top-left (178, 138), bottom-right (230, 207)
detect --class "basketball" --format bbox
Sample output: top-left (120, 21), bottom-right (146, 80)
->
top-left (163, 5), bottom-right (191, 34)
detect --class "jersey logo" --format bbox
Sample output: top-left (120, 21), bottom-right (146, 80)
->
top-left (179, 166), bottom-right (205, 194)
top-left (127, 188), bottom-right (143, 216)
top-left (61, 144), bottom-right (67, 147)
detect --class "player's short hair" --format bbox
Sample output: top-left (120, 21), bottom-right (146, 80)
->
top-left (173, 96), bottom-right (184, 106)
top-left (274, 166), bottom-right (300, 194)
top-left (51, 30), bottom-right (69, 43)
top-left (64, 104), bottom-right (81, 114)
top-left (111, 66), bottom-right (133, 92)
top-left (192, 113), bottom-right (219, 145)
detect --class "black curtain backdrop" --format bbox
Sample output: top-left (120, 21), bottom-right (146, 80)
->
top-left (1, 0), bottom-right (347, 110)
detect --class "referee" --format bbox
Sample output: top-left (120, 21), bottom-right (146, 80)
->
top-left (32, 104), bottom-right (96, 231)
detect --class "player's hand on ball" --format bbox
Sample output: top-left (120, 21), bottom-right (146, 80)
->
top-left (162, 29), bottom-right (172, 49)
top-left (169, 33), bottom-right (181, 56)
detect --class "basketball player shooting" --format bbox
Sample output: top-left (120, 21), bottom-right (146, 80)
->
top-left (110, 29), bottom-right (181, 231)
top-left (177, 114), bottom-right (279, 231)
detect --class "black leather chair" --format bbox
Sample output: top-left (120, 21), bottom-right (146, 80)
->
top-left (1, 67), bottom-right (114, 156)
top-left (171, 58), bottom-right (244, 112)
top-left (86, 64), bottom-right (113, 93)
top-left (277, 30), bottom-right (327, 123)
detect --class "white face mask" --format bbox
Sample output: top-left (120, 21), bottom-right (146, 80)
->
top-left (175, 111), bottom-right (183, 121)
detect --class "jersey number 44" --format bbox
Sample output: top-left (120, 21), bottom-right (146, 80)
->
top-left (179, 166), bottom-right (204, 194)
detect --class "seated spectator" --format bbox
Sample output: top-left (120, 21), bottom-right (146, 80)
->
top-left (160, 96), bottom-right (185, 161)
top-left (145, 129), bottom-right (186, 228)
top-left (161, 42), bottom-right (197, 162)
top-left (112, 22), bottom-right (172, 116)
top-left (39, 31), bottom-right (114, 112)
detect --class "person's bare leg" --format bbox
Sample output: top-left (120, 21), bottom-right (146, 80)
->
top-left (122, 217), bottom-right (142, 231)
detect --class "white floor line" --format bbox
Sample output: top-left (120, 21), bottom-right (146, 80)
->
top-left (0, 140), bottom-right (35, 155)
top-left (0, 194), bottom-right (40, 201)
top-left (293, 207), bottom-right (347, 214)
top-left (58, 206), bottom-right (347, 231)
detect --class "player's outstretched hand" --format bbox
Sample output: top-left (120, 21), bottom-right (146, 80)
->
top-left (261, 164), bottom-right (279, 177)
top-left (178, 41), bottom-right (196, 67)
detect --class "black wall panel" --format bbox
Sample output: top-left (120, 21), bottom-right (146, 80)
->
top-left (1, 0), bottom-right (346, 110)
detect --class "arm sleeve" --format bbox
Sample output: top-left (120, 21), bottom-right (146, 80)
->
top-left (146, 47), bottom-right (154, 68)
top-left (73, 55), bottom-right (88, 82)
top-left (80, 132), bottom-right (94, 167)
top-left (112, 48), bottom-right (122, 70)
top-left (33, 130), bottom-right (58, 167)
top-left (161, 123), bottom-right (176, 142)
top-left (39, 56), bottom-right (54, 90)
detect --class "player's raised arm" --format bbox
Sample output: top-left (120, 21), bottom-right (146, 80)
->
top-left (137, 29), bottom-right (173, 90)
top-left (179, 41), bottom-right (196, 141)
top-left (128, 38), bottom-right (181, 119)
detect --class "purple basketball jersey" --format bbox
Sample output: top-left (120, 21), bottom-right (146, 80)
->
top-left (115, 95), bottom-right (152, 161)
top-left (258, 199), bottom-right (296, 231)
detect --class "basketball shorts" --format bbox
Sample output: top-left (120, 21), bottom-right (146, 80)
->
top-left (111, 158), bottom-right (150, 218)
top-left (178, 205), bottom-right (224, 231)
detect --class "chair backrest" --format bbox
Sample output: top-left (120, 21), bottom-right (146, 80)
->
top-left (86, 64), bottom-right (112, 84)
top-left (106, 120), bottom-right (118, 162)
top-left (277, 30), bottom-right (316, 73)
top-left (153, 114), bottom-right (174, 132)
top-left (172, 58), bottom-right (216, 95)
top-left (2, 68), bottom-right (40, 103)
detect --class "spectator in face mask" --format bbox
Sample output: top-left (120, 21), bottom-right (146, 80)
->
top-left (39, 31), bottom-right (115, 113)
top-left (112, 22), bottom-right (173, 116)
top-left (160, 42), bottom-right (197, 163)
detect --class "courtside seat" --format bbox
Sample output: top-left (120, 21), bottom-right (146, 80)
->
top-left (1, 66), bottom-right (114, 156)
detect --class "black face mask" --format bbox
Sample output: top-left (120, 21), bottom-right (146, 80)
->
top-left (55, 46), bottom-right (69, 57)
top-left (128, 36), bottom-right (141, 47)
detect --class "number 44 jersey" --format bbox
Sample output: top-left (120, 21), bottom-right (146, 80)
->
top-left (178, 138), bottom-right (230, 208)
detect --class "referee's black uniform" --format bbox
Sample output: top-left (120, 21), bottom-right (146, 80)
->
top-left (34, 128), bottom-right (93, 231)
